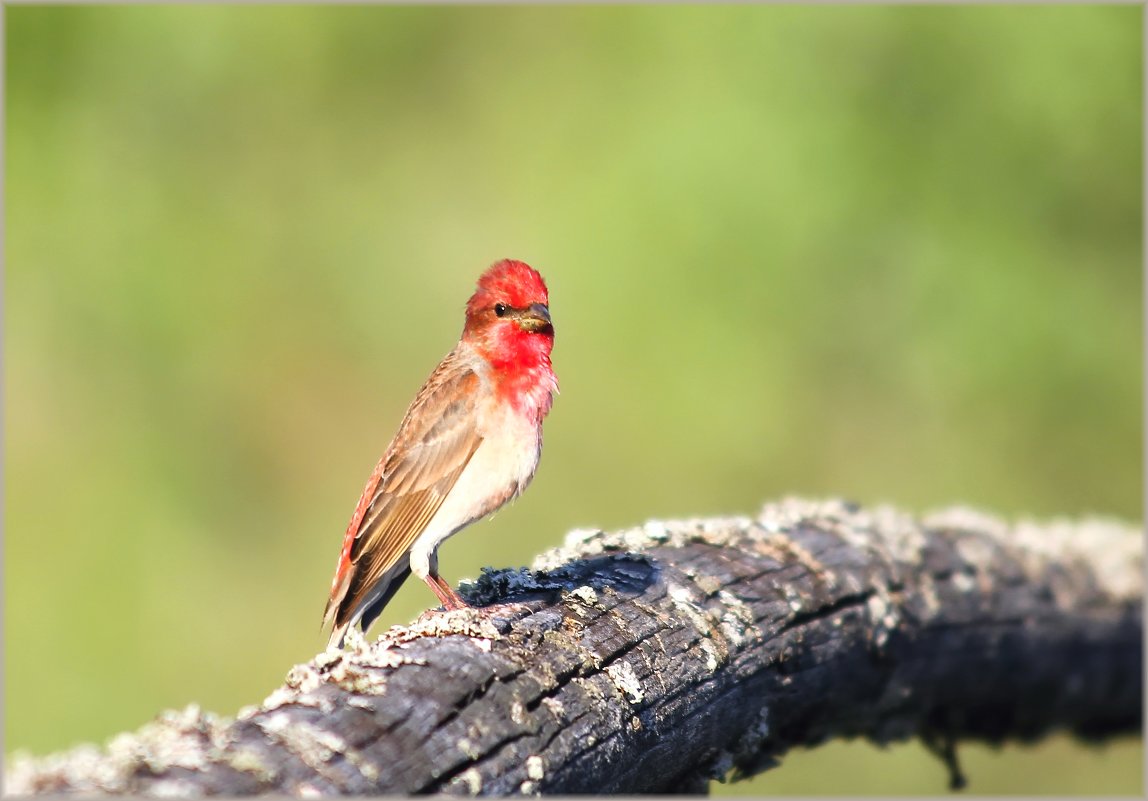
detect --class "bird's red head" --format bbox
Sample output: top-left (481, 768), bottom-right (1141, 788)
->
top-left (463, 260), bottom-right (554, 365)
top-left (466, 259), bottom-right (549, 318)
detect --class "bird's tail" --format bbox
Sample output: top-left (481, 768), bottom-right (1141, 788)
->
top-left (323, 558), bottom-right (413, 650)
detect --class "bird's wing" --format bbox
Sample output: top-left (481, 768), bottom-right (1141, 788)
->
top-left (323, 353), bottom-right (484, 631)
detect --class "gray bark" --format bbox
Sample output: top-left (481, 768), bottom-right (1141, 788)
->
top-left (6, 498), bottom-right (1142, 795)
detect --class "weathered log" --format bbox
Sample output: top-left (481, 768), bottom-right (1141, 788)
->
top-left (6, 498), bottom-right (1142, 795)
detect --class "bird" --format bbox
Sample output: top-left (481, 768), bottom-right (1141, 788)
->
top-left (322, 259), bottom-right (558, 649)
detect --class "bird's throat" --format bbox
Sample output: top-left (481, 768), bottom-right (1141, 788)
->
top-left (471, 324), bottom-right (556, 418)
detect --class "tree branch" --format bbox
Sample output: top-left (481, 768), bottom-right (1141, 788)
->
top-left (7, 498), bottom-right (1142, 795)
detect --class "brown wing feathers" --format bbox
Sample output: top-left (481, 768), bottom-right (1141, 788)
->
top-left (324, 356), bottom-right (484, 637)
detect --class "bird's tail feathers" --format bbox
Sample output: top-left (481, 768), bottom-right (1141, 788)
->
top-left (324, 557), bottom-right (413, 650)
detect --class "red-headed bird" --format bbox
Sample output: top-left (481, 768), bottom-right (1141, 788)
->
top-left (322, 259), bottom-right (558, 648)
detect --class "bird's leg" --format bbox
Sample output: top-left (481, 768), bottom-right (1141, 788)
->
top-left (425, 572), bottom-right (469, 610)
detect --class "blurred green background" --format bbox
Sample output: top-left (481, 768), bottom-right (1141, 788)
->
top-left (5, 5), bottom-right (1142, 794)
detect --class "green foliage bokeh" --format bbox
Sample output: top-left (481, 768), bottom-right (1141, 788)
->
top-left (6, 5), bottom-right (1141, 793)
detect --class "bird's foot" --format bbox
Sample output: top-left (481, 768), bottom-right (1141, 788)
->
top-left (425, 572), bottom-right (470, 610)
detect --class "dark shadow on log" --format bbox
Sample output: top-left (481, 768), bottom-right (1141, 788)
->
top-left (5, 498), bottom-right (1142, 796)
top-left (463, 553), bottom-right (660, 608)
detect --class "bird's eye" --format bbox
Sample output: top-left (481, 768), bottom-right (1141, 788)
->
top-left (494, 303), bottom-right (508, 317)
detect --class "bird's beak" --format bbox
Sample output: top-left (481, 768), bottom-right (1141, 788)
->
top-left (516, 303), bottom-right (553, 333)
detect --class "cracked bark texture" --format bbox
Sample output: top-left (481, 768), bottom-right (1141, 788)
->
top-left (6, 498), bottom-right (1142, 796)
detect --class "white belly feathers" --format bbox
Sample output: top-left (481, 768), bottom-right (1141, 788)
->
top-left (408, 398), bottom-right (541, 580)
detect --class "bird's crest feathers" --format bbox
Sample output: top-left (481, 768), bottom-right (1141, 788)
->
top-left (466, 259), bottom-right (549, 319)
